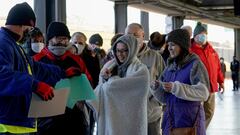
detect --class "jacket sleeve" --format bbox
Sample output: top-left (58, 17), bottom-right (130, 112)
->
top-left (155, 51), bottom-right (165, 79)
top-left (150, 84), bottom-right (167, 104)
top-left (150, 69), bottom-right (168, 104)
top-left (78, 57), bottom-right (93, 85)
top-left (31, 58), bottom-right (66, 87)
top-left (171, 60), bottom-right (210, 101)
top-left (0, 48), bottom-right (36, 96)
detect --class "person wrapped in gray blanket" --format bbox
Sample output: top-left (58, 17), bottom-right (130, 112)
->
top-left (87, 34), bottom-right (150, 135)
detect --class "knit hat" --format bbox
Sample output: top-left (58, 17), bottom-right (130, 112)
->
top-left (193, 22), bottom-right (207, 37)
top-left (89, 33), bottom-right (103, 46)
top-left (5, 2), bottom-right (36, 27)
top-left (166, 29), bottom-right (190, 51)
top-left (46, 22), bottom-right (71, 42)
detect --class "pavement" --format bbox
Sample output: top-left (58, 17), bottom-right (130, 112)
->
top-left (93, 79), bottom-right (240, 135)
top-left (207, 79), bottom-right (240, 135)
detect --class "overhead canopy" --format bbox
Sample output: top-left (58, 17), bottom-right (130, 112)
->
top-left (112, 0), bottom-right (240, 28)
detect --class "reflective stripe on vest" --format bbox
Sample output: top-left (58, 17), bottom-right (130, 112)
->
top-left (0, 45), bottom-right (35, 133)
top-left (0, 120), bottom-right (37, 133)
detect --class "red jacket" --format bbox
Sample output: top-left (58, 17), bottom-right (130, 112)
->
top-left (190, 41), bottom-right (224, 93)
top-left (34, 48), bottom-right (93, 84)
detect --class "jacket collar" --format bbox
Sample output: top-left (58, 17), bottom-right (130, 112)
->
top-left (191, 41), bottom-right (211, 50)
top-left (167, 53), bottom-right (197, 71)
top-left (41, 47), bottom-right (72, 61)
top-left (137, 43), bottom-right (149, 57)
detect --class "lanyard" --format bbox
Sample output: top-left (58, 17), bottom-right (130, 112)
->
top-left (18, 45), bottom-right (33, 75)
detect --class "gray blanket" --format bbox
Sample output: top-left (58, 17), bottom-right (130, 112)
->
top-left (87, 59), bottom-right (150, 135)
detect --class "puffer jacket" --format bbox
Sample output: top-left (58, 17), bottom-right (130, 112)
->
top-left (190, 41), bottom-right (224, 93)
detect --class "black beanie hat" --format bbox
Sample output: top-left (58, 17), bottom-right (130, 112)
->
top-left (166, 29), bottom-right (190, 51)
top-left (89, 33), bottom-right (103, 46)
top-left (47, 22), bottom-right (71, 42)
top-left (193, 22), bottom-right (207, 37)
top-left (6, 2), bottom-right (36, 27)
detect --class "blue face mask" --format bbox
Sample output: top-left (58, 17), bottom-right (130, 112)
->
top-left (195, 34), bottom-right (207, 45)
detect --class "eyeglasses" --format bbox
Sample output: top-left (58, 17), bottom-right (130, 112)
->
top-left (116, 49), bottom-right (128, 54)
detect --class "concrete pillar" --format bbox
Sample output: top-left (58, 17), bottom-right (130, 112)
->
top-left (234, 28), bottom-right (240, 59)
top-left (234, 28), bottom-right (240, 86)
top-left (55, 0), bottom-right (66, 23)
top-left (172, 16), bottom-right (184, 30)
top-left (34, 0), bottom-right (47, 36)
top-left (165, 16), bottom-right (184, 33)
top-left (45, 0), bottom-right (55, 29)
top-left (141, 11), bottom-right (149, 40)
top-left (34, 0), bottom-right (66, 40)
top-left (114, 2), bottom-right (127, 33)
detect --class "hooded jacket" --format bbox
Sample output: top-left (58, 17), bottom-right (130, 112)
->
top-left (88, 35), bottom-right (150, 135)
top-left (190, 41), bottom-right (224, 93)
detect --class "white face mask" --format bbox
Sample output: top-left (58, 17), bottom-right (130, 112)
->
top-left (31, 42), bottom-right (44, 53)
top-left (75, 44), bottom-right (85, 55)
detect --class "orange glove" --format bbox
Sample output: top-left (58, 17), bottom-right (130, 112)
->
top-left (35, 82), bottom-right (54, 101)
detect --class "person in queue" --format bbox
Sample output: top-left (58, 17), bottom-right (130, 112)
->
top-left (33, 22), bottom-right (92, 135)
top-left (0, 3), bottom-right (80, 135)
top-left (151, 29), bottom-right (210, 135)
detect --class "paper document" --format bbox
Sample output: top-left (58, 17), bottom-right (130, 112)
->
top-left (55, 74), bottom-right (96, 108)
top-left (28, 88), bottom-right (69, 118)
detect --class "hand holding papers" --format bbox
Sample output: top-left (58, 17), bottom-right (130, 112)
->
top-left (28, 88), bottom-right (69, 118)
top-left (28, 74), bottom-right (96, 118)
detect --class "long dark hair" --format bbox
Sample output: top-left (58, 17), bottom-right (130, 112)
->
top-left (168, 46), bottom-right (189, 65)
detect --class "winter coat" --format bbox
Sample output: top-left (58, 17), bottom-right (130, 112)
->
top-left (230, 60), bottom-right (240, 73)
top-left (34, 48), bottom-right (92, 83)
top-left (87, 35), bottom-right (150, 135)
top-left (33, 47), bottom-right (93, 135)
top-left (81, 47), bottom-right (101, 88)
top-left (0, 27), bottom-right (64, 128)
top-left (190, 41), bottom-right (224, 93)
top-left (137, 43), bottom-right (165, 123)
top-left (151, 53), bottom-right (210, 135)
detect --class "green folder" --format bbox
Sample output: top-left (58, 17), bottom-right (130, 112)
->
top-left (55, 74), bottom-right (96, 108)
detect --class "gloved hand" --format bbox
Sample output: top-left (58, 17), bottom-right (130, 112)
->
top-left (65, 67), bottom-right (82, 78)
top-left (35, 82), bottom-right (54, 101)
